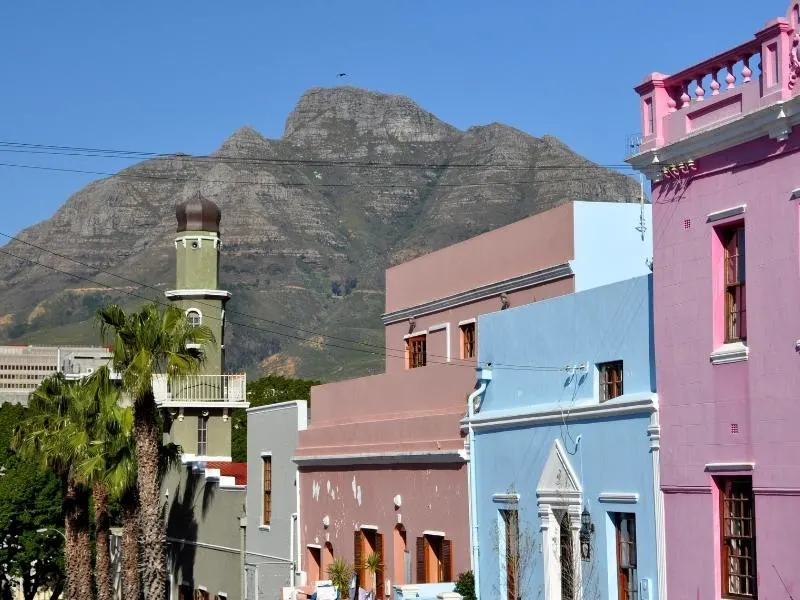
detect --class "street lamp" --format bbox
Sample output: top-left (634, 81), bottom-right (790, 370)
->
top-left (36, 528), bottom-right (66, 541)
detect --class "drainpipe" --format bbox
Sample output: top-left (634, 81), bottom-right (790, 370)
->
top-left (239, 515), bottom-right (247, 599)
top-left (467, 366), bottom-right (492, 599)
top-left (290, 512), bottom-right (298, 588)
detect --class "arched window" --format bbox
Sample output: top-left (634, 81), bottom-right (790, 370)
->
top-left (186, 309), bottom-right (202, 327)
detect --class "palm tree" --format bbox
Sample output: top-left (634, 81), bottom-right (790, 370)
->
top-left (78, 367), bottom-right (135, 600)
top-left (326, 558), bottom-right (354, 599)
top-left (13, 374), bottom-right (94, 600)
top-left (97, 302), bottom-right (213, 600)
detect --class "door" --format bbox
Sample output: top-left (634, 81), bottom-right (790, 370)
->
top-left (559, 512), bottom-right (574, 600)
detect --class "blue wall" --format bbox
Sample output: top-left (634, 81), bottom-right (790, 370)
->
top-left (571, 201), bottom-right (653, 293)
top-left (473, 275), bottom-right (659, 600)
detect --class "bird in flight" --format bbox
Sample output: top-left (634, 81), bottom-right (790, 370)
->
top-left (336, 73), bottom-right (348, 78)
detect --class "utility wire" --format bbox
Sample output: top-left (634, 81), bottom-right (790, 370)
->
top-left (0, 245), bottom-right (567, 373)
top-left (0, 139), bottom-right (637, 172)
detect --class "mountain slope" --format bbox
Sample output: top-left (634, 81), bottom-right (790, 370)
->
top-left (0, 87), bottom-right (640, 381)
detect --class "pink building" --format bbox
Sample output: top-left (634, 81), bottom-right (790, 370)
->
top-left (628, 3), bottom-right (800, 599)
top-left (293, 201), bottom-right (652, 595)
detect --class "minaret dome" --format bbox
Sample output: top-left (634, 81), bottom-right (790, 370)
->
top-left (176, 193), bottom-right (221, 233)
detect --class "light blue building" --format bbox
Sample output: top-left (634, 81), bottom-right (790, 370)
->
top-left (468, 275), bottom-right (664, 600)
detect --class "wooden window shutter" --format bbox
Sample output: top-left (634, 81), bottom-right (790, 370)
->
top-left (376, 532), bottom-right (385, 598)
top-left (442, 539), bottom-right (453, 582)
top-left (416, 537), bottom-right (426, 583)
top-left (354, 530), bottom-right (364, 586)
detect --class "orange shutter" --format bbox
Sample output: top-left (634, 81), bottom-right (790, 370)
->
top-left (442, 539), bottom-right (453, 582)
top-left (416, 537), bottom-right (426, 583)
top-left (376, 532), bottom-right (385, 597)
top-left (354, 530), bottom-right (364, 587)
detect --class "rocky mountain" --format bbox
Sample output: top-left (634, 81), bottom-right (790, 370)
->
top-left (0, 87), bottom-right (640, 381)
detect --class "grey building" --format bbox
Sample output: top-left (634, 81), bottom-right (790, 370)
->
top-left (0, 344), bottom-right (112, 405)
top-left (245, 401), bottom-right (307, 600)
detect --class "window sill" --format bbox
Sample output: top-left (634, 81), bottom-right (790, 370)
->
top-left (258, 525), bottom-right (271, 531)
top-left (710, 342), bottom-right (748, 365)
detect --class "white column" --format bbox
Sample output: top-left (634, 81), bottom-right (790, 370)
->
top-left (539, 504), bottom-right (557, 600)
top-left (649, 412), bottom-right (667, 600)
top-left (568, 505), bottom-right (584, 600)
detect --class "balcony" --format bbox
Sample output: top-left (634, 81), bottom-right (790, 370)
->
top-left (630, 6), bottom-right (798, 162)
top-left (153, 374), bottom-right (248, 407)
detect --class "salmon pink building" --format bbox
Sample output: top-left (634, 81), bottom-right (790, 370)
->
top-left (627, 3), bottom-right (800, 598)
top-left (293, 201), bottom-right (652, 596)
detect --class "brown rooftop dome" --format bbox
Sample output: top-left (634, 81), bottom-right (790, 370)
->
top-left (175, 193), bottom-right (221, 233)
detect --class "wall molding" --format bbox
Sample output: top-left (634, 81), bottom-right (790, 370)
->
top-left (753, 487), bottom-right (800, 496)
top-left (705, 461), bottom-right (755, 472)
top-left (463, 393), bottom-right (657, 432)
top-left (707, 204), bottom-right (746, 223)
top-left (710, 342), bottom-right (749, 365)
top-left (492, 493), bottom-right (521, 504)
top-left (381, 262), bottom-right (573, 324)
top-left (598, 492), bottom-right (640, 504)
top-left (292, 449), bottom-right (467, 467)
top-left (661, 485), bottom-right (712, 495)
top-left (164, 289), bottom-right (232, 300)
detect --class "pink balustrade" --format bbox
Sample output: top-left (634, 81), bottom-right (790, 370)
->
top-left (634, 2), bottom-right (799, 151)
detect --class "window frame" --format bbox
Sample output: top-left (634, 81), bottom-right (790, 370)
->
top-left (721, 224), bottom-right (747, 344)
top-left (614, 513), bottom-right (638, 600)
top-left (262, 455), bottom-right (272, 526)
top-left (598, 361), bottom-right (624, 402)
top-left (460, 322), bottom-right (476, 360)
top-left (196, 414), bottom-right (208, 456)
top-left (186, 308), bottom-right (203, 328)
top-left (407, 334), bottom-right (427, 369)
top-left (719, 477), bottom-right (757, 599)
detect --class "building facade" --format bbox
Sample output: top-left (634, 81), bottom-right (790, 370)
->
top-left (627, 3), bottom-right (800, 598)
top-left (0, 344), bottom-right (111, 405)
top-left (160, 194), bottom-right (250, 600)
top-left (470, 275), bottom-right (663, 600)
top-left (245, 400), bottom-right (308, 600)
top-left (294, 201), bottom-right (653, 596)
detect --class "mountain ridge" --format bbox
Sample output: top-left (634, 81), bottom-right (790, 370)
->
top-left (0, 86), bottom-right (640, 381)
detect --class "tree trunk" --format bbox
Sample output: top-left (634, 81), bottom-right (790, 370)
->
top-left (122, 496), bottom-right (141, 600)
top-left (48, 579), bottom-right (64, 600)
top-left (133, 395), bottom-right (166, 600)
top-left (65, 479), bottom-right (93, 600)
top-left (94, 483), bottom-right (112, 600)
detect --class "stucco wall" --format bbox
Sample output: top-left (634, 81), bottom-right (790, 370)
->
top-left (163, 464), bottom-right (246, 600)
top-left (246, 401), bottom-right (307, 599)
top-left (572, 201), bottom-right (653, 293)
top-left (475, 274), bottom-right (659, 600)
top-left (384, 203), bottom-right (575, 314)
top-left (651, 128), bottom-right (800, 600)
top-left (300, 464), bottom-right (469, 586)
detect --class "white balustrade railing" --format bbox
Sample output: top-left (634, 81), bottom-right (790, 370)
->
top-left (153, 373), bottom-right (246, 403)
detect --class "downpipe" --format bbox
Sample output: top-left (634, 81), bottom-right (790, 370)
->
top-left (467, 366), bottom-right (492, 599)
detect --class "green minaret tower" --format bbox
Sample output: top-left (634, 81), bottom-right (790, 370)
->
top-left (160, 193), bottom-right (247, 459)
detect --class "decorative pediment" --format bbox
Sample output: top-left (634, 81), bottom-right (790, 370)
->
top-left (536, 439), bottom-right (582, 498)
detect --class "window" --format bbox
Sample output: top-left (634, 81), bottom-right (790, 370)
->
top-left (187, 309), bottom-right (202, 327)
top-left (194, 589), bottom-right (209, 600)
top-left (197, 415), bottom-right (208, 456)
top-left (178, 585), bottom-right (192, 600)
top-left (416, 534), bottom-right (452, 584)
top-left (722, 224), bottom-right (747, 343)
top-left (614, 513), bottom-right (638, 600)
top-left (460, 322), bottom-right (476, 360)
top-left (599, 361), bottom-right (624, 401)
top-left (719, 477), bottom-right (757, 598)
top-left (262, 456), bottom-right (272, 526)
top-left (500, 510), bottom-right (519, 600)
top-left (407, 335), bottom-right (427, 369)
top-left (307, 546), bottom-right (322, 584)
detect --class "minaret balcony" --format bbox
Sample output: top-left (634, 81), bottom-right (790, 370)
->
top-left (153, 373), bottom-right (249, 408)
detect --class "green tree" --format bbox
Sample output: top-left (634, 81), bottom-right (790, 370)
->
top-left (97, 302), bottom-right (213, 600)
top-left (0, 403), bottom-right (64, 600)
top-left (77, 367), bottom-right (136, 600)
top-left (13, 375), bottom-right (94, 600)
top-left (230, 374), bottom-right (318, 462)
top-left (454, 571), bottom-right (477, 600)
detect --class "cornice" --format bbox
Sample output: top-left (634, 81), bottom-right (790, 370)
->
top-left (627, 95), bottom-right (800, 179)
top-left (292, 449), bottom-right (467, 467)
top-left (381, 262), bottom-right (573, 325)
top-left (165, 289), bottom-right (232, 300)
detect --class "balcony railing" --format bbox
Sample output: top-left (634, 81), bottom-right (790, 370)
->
top-left (153, 374), bottom-right (246, 403)
top-left (633, 7), bottom-right (797, 152)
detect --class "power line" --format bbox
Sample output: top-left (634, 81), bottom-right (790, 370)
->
top-left (0, 245), bottom-right (566, 373)
top-left (0, 160), bottom-right (639, 191)
top-left (0, 139), bottom-right (637, 172)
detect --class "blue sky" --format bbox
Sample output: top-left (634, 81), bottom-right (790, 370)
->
top-left (0, 0), bottom-right (788, 237)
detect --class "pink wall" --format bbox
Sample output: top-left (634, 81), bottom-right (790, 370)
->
top-left (653, 127), bottom-right (800, 598)
top-left (383, 278), bottom-right (574, 374)
top-left (300, 464), bottom-right (469, 586)
top-left (384, 203), bottom-right (574, 313)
